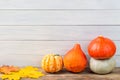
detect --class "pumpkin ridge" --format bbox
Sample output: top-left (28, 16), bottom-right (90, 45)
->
top-left (46, 54), bottom-right (50, 72)
top-left (42, 54), bottom-right (63, 73)
top-left (54, 56), bottom-right (57, 72)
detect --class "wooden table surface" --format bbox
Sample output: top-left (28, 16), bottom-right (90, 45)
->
top-left (19, 67), bottom-right (120, 80)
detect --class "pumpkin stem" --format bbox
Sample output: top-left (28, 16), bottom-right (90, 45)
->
top-left (99, 35), bottom-right (104, 38)
top-left (98, 35), bottom-right (105, 40)
top-left (54, 54), bottom-right (60, 56)
top-left (99, 35), bottom-right (103, 37)
top-left (73, 43), bottom-right (81, 50)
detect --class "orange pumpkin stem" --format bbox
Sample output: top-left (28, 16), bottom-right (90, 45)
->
top-left (99, 35), bottom-right (103, 37)
top-left (73, 44), bottom-right (81, 50)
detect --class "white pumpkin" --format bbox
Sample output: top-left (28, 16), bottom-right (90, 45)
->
top-left (90, 57), bottom-right (116, 74)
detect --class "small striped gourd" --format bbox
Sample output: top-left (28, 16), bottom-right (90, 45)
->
top-left (41, 54), bottom-right (63, 73)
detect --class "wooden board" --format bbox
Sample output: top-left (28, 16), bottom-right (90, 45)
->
top-left (40, 68), bottom-right (120, 80)
top-left (0, 41), bottom-right (119, 55)
top-left (0, 26), bottom-right (119, 40)
top-left (0, 10), bottom-right (120, 25)
top-left (0, 0), bottom-right (120, 9)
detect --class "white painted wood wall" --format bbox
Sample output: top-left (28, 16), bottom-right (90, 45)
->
top-left (0, 0), bottom-right (120, 67)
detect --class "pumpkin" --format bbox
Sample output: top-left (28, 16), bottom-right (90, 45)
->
top-left (90, 57), bottom-right (116, 74)
top-left (63, 44), bottom-right (87, 72)
top-left (41, 54), bottom-right (63, 73)
top-left (88, 35), bottom-right (116, 59)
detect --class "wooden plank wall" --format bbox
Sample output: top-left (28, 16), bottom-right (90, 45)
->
top-left (0, 0), bottom-right (120, 67)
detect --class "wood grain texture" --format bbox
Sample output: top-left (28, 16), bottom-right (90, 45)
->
top-left (41, 68), bottom-right (120, 80)
top-left (0, 10), bottom-right (120, 25)
top-left (40, 68), bottom-right (120, 80)
top-left (0, 26), bottom-right (119, 40)
top-left (0, 0), bottom-right (119, 9)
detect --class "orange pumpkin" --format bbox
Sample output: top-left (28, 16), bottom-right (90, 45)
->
top-left (41, 54), bottom-right (63, 73)
top-left (63, 44), bottom-right (87, 72)
top-left (88, 35), bottom-right (116, 59)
